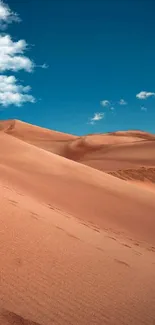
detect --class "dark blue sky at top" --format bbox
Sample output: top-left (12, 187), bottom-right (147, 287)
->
top-left (1, 0), bottom-right (155, 135)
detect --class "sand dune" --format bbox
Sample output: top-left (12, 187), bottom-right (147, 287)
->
top-left (0, 119), bottom-right (76, 155)
top-left (1, 119), bottom-right (155, 324)
top-left (81, 140), bottom-right (155, 172)
top-left (1, 119), bottom-right (155, 176)
top-left (1, 130), bottom-right (155, 243)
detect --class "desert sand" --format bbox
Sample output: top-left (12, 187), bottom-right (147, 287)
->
top-left (0, 119), bottom-right (155, 325)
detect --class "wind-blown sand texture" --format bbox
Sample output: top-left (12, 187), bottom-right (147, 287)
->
top-left (0, 119), bottom-right (155, 325)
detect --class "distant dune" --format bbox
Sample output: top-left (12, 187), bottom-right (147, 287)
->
top-left (1, 119), bottom-right (155, 325)
top-left (1, 119), bottom-right (155, 179)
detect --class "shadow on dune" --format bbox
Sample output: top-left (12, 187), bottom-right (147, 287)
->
top-left (1, 309), bottom-right (41, 325)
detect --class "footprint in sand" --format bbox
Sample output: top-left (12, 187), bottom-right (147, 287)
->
top-left (47, 203), bottom-right (56, 210)
top-left (147, 246), bottom-right (155, 253)
top-left (107, 236), bottom-right (117, 241)
top-left (122, 243), bottom-right (132, 248)
top-left (8, 199), bottom-right (18, 206)
top-left (114, 259), bottom-right (130, 268)
top-left (30, 212), bottom-right (39, 220)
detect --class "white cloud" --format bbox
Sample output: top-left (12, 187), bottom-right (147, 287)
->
top-left (91, 112), bottom-right (104, 121)
top-left (89, 112), bottom-right (104, 125)
top-left (0, 0), bottom-right (20, 29)
top-left (0, 2), bottom-right (47, 107)
top-left (0, 75), bottom-right (35, 106)
top-left (141, 106), bottom-right (147, 112)
top-left (110, 107), bottom-right (114, 110)
top-left (0, 35), bottom-right (27, 55)
top-left (0, 54), bottom-right (34, 72)
top-left (136, 91), bottom-right (155, 99)
top-left (100, 100), bottom-right (110, 107)
top-left (0, 35), bottom-right (34, 72)
top-left (119, 98), bottom-right (127, 105)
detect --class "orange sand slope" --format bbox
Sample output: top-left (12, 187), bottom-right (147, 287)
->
top-left (1, 119), bottom-right (155, 324)
top-left (1, 179), bottom-right (155, 325)
top-left (0, 119), bottom-right (76, 155)
top-left (1, 130), bottom-right (155, 244)
top-left (1, 119), bottom-right (155, 177)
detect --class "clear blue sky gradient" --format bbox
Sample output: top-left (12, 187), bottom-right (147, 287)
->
top-left (0, 0), bottom-right (155, 135)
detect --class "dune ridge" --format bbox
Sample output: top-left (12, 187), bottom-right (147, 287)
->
top-left (0, 119), bottom-right (76, 155)
top-left (1, 119), bottom-right (155, 179)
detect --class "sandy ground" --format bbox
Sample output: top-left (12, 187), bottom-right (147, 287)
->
top-left (0, 120), bottom-right (155, 325)
top-left (128, 180), bottom-right (155, 193)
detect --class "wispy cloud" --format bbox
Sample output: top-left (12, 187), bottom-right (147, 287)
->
top-left (141, 106), bottom-right (147, 112)
top-left (100, 100), bottom-right (110, 107)
top-left (89, 112), bottom-right (104, 125)
top-left (36, 63), bottom-right (49, 69)
top-left (118, 98), bottom-right (127, 105)
top-left (0, 0), bottom-right (20, 29)
top-left (136, 91), bottom-right (155, 99)
top-left (110, 106), bottom-right (114, 110)
top-left (0, 75), bottom-right (35, 106)
top-left (101, 98), bottom-right (127, 109)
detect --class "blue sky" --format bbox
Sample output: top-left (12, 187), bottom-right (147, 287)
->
top-left (0, 0), bottom-right (155, 135)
